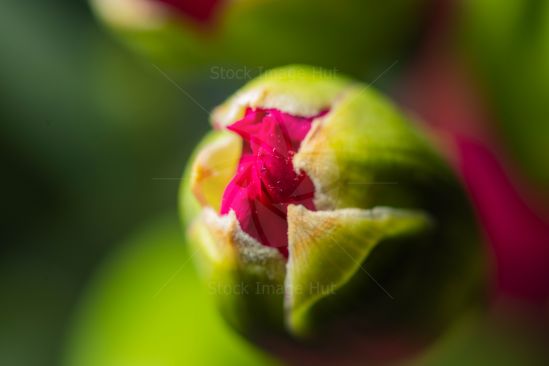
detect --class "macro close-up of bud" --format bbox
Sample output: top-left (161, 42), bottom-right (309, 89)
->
top-left (90, 0), bottom-right (427, 75)
top-left (4, 1), bottom-right (549, 365)
top-left (181, 65), bottom-right (485, 362)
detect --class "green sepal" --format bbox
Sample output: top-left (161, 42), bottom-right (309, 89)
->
top-left (187, 209), bottom-right (287, 337)
top-left (212, 65), bottom-right (353, 128)
top-left (285, 205), bottom-right (433, 337)
top-left (295, 85), bottom-right (452, 211)
top-left (180, 130), bottom-right (287, 337)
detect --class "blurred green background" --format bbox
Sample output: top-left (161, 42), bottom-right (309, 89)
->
top-left (0, 1), bottom-right (212, 364)
top-left (2, 1), bottom-right (548, 366)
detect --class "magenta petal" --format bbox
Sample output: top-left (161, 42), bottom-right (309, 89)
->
top-left (220, 108), bottom-right (324, 257)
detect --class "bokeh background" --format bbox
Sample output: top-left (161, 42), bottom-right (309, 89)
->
top-left (1, 1), bottom-right (548, 365)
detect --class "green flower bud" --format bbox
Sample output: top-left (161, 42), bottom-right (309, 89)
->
top-left (90, 0), bottom-right (427, 76)
top-left (180, 66), bottom-right (485, 353)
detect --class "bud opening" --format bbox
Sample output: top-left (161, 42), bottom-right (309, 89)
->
top-left (220, 108), bottom-right (327, 257)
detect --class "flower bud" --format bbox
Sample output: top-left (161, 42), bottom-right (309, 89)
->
top-left (90, 0), bottom-right (427, 75)
top-left (180, 66), bottom-right (485, 353)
